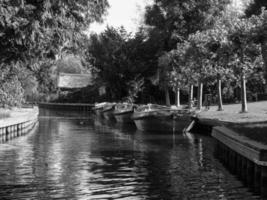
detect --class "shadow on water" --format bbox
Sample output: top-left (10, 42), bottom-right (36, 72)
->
top-left (0, 108), bottom-right (263, 200)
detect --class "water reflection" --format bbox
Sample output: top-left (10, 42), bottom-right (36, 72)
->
top-left (0, 109), bottom-right (262, 199)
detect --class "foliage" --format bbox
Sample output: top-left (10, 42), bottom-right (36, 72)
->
top-left (0, 0), bottom-right (109, 105)
top-left (126, 77), bottom-right (144, 103)
top-left (143, 0), bottom-right (231, 97)
top-left (88, 26), bottom-right (159, 101)
top-left (245, 0), bottom-right (267, 16)
top-left (0, 75), bottom-right (24, 107)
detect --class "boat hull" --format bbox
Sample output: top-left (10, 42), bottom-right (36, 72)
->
top-left (93, 108), bottom-right (103, 118)
top-left (102, 109), bottom-right (115, 121)
top-left (114, 110), bottom-right (134, 123)
top-left (133, 111), bottom-right (191, 132)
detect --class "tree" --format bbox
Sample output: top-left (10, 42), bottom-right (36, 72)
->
top-left (144, 0), bottom-right (231, 106)
top-left (245, 2), bottom-right (267, 83)
top-left (185, 31), bottom-right (217, 110)
top-left (158, 52), bottom-right (172, 106)
top-left (246, 0), bottom-right (267, 16)
top-left (88, 26), bottom-right (159, 102)
top-left (166, 44), bottom-right (197, 108)
top-left (0, 0), bottom-right (109, 105)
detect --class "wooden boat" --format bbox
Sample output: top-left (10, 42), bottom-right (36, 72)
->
top-left (113, 103), bottom-right (135, 123)
top-left (101, 103), bottom-right (116, 121)
top-left (92, 102), bottom-right (109, 117)
top-left (132, 104), bottom-right (194, 133)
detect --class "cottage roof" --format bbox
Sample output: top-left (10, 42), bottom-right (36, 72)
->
top-left (57, 73), bottom-right (93, 89)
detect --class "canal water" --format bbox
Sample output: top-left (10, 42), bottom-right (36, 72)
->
top-left (0, 109), bottom-right (262, 200)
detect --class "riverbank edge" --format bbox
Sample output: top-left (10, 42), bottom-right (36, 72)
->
top-left (212, 126), bottom-right (267, 197)
top-left (192, 102), bottom-right (267, 197)
top-left (0, 107), bottom-right (39, 143)
top-left (38, 102), bottom-right (94, 111)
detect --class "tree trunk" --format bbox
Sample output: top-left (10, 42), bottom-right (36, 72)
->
top-left (175, 88), bottom-right (180, 107)
top-left (197, 81), bottom-right (203, 110)
top-left (165, 86), bottom-right (170, 106)
top-left (261, 39), bottom-right (267, 92)
top-left (217, 74), bottom-right (223, 111)
top-left (188, 84), bottom-right (194, 109)
top-left (241, 74), bottom-right (248, 113)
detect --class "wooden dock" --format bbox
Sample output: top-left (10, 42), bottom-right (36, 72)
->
top-left (212, 126), bottom-right (267, 196)
top-left (0, 107), bottom-right (39, 143)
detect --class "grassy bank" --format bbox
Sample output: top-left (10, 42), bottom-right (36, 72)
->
top-left (197, 101), bottom-right (267, 124)
top-left (197, 101), bottom-right (267, 144)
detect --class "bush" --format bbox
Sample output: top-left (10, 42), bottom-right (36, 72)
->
top-left (0, 110), bottom-right (10, 119)
top-left (0, 77), bottom-right (24, 107)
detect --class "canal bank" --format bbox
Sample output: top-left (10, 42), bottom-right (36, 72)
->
top-left (38, 102), bottom-right (93, 111)
top-left (193, 101), bottom-right (267, 197)
top-left (0, 107), bottom-right (39, 143)
top-left (196, 101), bottom-right (267, 127)
top-left (189, 101), bottom-right (267, 134)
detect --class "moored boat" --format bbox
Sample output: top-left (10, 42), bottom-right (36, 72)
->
top-left (113, 103), bottom-right (135, 123)
top-left (132, 104), bottom-right (194, 132)
top-left (101, 103), bottom-right (116, 121)
top-left (93, 102), bottom-right (109, 117)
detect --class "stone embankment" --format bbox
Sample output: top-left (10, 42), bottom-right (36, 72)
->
top-left (0, 107), bottom-right (39, 143)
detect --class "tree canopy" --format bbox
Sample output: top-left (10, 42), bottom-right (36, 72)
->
top-left (0, 0), bottom-right (109, 106)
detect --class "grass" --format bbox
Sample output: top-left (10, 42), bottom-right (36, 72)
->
top-left (197, 101), bottom-right (267, 145)
top-left (197, 101), bottom-right (267, 124)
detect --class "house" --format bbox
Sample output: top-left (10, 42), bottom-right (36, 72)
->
top-left (57, 73), bottom-right (93, 90)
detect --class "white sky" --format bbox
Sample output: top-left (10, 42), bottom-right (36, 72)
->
top-left (89, 0), bottom-right (152, 34)
top-left (89, 0), bottom-right (245, 34)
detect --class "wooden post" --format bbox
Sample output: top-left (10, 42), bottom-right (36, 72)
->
top-left (241, 157), bottom-right (247, 185)
top-left (254, 164), bottom-right (261, 194)
top-left (261, 166), bottom-right (267, 197)
top-left (246, 160), bottom-right (254, 188)
top-left (197, 81), bottom-right (203, 110)
top-left (236, 154), bottom-right (242, 178)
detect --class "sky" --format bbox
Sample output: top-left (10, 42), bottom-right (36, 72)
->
top-left (89, 0), bottom-right (246, 35)
top-left (89, 0), bottom-right (152, 34)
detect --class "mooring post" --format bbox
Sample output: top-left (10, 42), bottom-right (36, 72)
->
top-left (236, 154), bottom-right (242, 178)
top-left (232, 152), bottom-right (238, 174)
top-left (229, 150), bottom-right (233, 172)
top-left (261, 166), bottom-right (267, 197)
top-left (225, 147), bottom-right (230, 167)
top-left (254, 164), bottom-right (261, 194)
top-left (246, 159), bottom-right (254, 188)
top-left (6, 127), bottom-right (9, 141)
top-left (241, 157), bottom-right (247, 185)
